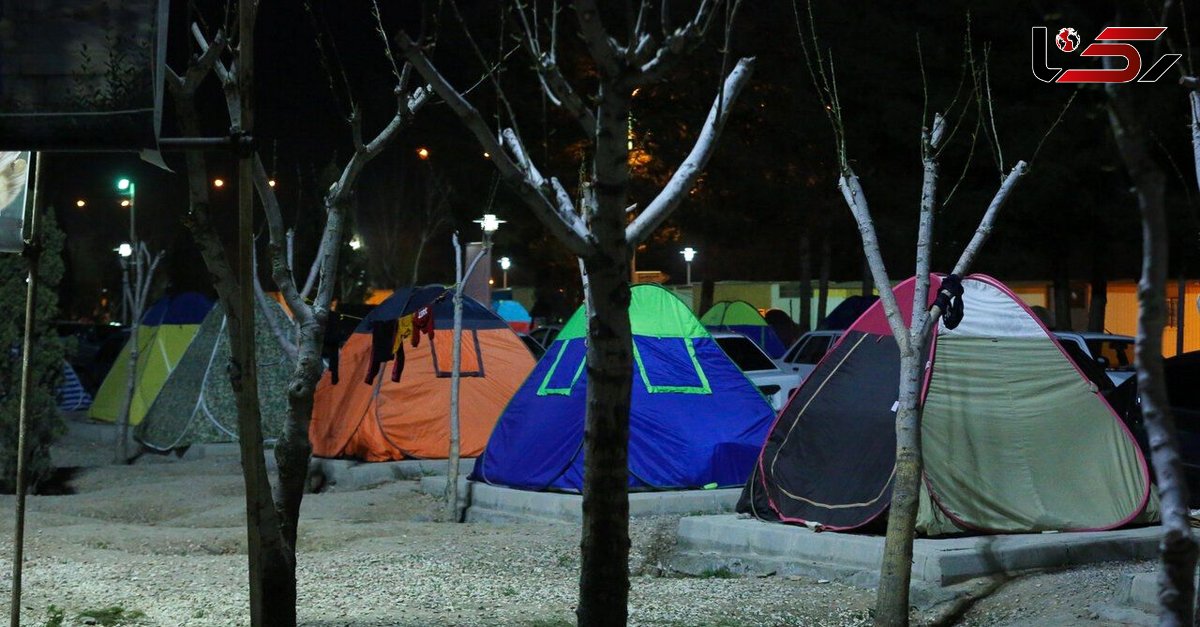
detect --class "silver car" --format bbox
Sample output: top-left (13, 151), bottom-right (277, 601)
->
top-left (712, 332), bottom-right (802, 411)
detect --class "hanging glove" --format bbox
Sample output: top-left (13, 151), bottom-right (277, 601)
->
top-left (933, 274), bottom-right (965, 330)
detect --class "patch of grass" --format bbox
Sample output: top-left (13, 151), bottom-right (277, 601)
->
top-left (697, 566), bottom-right (738, 579)
top-left (191, 609), bottom-right (206, 619)
top-left (44, 605), bottom-right (65, 627)
top-left (76, 606), bottom-right (145, 626)
top-left (556, 552), bottom-right (573, 567)
top-left (502, 586), bottom-right (518, 597)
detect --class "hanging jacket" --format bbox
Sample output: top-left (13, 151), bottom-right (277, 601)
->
top-left (322, 312), bottom-right (342, 385)
top-left (412, 305), bottom-right (435, 347)
top-left (365, 319), bottom-right (398, 385)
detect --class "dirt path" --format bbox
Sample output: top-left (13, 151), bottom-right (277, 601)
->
top-left (0, 428), bottom-right (1158, 626)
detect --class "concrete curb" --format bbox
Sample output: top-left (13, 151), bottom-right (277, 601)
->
top-left (308, 457), bottom-right (475, 491)
top-left (419, 477), bottom-right (741, 524)
top-left (670, 515), bottom-right (1162, 589)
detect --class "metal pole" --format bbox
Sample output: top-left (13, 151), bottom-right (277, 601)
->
top-left (120, 259), bottom-right (130, 325)
top-left (686, 261), bottom-right (692, 286)
top-left (11, 152), bottom-right (43, 627)
top-left (1178, 272), bottom-right (1186, 357)
top-left (503, 269), bottom-right (508, 289)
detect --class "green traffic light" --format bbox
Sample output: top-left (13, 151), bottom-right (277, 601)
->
top-left (117, 178), bottom-right (131, 191)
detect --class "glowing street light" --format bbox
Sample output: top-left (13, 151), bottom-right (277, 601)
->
top-left (117, 178), bottom-right (131, 191)
top-left (416, 147), bottom-right (430, 160)
top-left (348, 235), bottom-right (363, 251)
top-left (498, 256), bottom-right (511, 288)
top-left (474, 214), bottom-right (505, 240)
top-left (681, 247), bottom-right (697, 285)
top-left (267, 179), bottom-right (277, 188)
top-left (212, 178), bottom-right (225, 188)
top-left (116, 243), bottom-right (133, 258)
top-left (75, 199), bottom-right (86, 208)
top-left (119, 199), bottom-right (130, 207)
top-left (115, 177), bottom-right (138, 324)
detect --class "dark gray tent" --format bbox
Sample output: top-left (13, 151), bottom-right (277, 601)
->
top-left (135, 301), bottom-right (295, 451)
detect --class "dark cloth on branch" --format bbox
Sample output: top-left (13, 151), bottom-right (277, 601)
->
top-left (934, 274), bottom-right (965, 330)
top-left (322, 312), bottom-right (342, 385)
top-left (366, 319), bottom-right (398, 385)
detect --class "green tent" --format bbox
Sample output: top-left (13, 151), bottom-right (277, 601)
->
top-left (700, 300), bottom-right (787, 358)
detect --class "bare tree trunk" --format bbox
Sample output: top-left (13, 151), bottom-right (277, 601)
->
top-left (410, 235), bottom-right (428, 285)
top-left (817, 237), bottom-right (831, 326)
top-left (577, 256), bottom-right (633, 627)
top-left (1109, 79), bottom-right (1197, 626)
top-left (1088, 259), bottom-right (1108, 333)
top-left (798, 233), bottom-right (813, 333)
top-left (1053, 258), bottom-right (1072, 331)
top-left (874, 352), bottom-right (922, 627)
top-left (861, 256), bottom-right (874, 297)
top-left (115, 313), bottom-right (139, 463)
top-left (699, 278), bottom-right (715, 317)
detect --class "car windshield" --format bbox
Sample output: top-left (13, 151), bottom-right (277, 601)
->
top-left (786, 335), bottom-right (835, 365)
top-left (1086, 339), bottom-right (1135, 370)
top-left (715, 336), bottom-right (778, 372)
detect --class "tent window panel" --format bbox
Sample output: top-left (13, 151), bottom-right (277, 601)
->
top-left (633, 336), bottom-right (711, 394)
top-left (431, 330), bottom-right (484, 377)
top-left (538, 339), bottom-right (587, 396)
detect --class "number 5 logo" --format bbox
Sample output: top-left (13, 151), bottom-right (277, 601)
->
top-left (1031, 26), bottom-right (1181, 84)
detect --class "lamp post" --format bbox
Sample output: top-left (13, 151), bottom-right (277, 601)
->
top-left (116, 178), bottom-right (138, 324)
top-left (499, 256), bottom-right (511, 289)
top-left (116, 243), bottom-right (132, 324)
top-left (681, 247), bottom-right (697, 285)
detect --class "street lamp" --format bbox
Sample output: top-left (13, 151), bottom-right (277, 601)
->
top-left (681, 247), bottom-right (697, 285)
top-left (115, 178), bottom-right (138, 324)
top-left (474, 214), bottom-right (505, 246)
top-left (499, 256), bottom-right (511, 289)
top-left (114, 243), bottom-right (133, 324)
top-left (75, 199), bottom-right (86, 208)
top-left (348, 235), bottom-right (362, 251)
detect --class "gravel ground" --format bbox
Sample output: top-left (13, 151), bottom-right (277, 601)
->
top-left (0, 425), bottom-right (1161, 626)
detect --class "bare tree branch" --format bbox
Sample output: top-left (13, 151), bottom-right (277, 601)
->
top-left (573, 0), bottom-right (623, 79)
top-left (396, 31), bottom-right (594, 256)
top-left (911, 114), bottom-right (945, 333)
top-left (252, 244), bottom-right (299, 361)
top-left (626, 57), bottom-right (754, 243)
top-left (837, 172), bottom-right (911, 351)
top-left (512, 1), bottom-right (597, 133)
top-left (637, 0), bottom-right (723, 83)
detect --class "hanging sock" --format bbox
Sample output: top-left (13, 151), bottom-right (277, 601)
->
top-left (322, 312), bottom-right (343, 385)
top-left (933, 274), bottom-right (965, 330)
top-left (365, 319), bottom-right (398, 384)
top-left (412, 305), bottom-right (435, 347)
top-left (391, 342), bottom-right (406, 383)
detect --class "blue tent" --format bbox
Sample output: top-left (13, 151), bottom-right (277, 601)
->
top-left (491, 299), bottom-right (532, 332)
top-left (471, 284), bottom-right (776, 492)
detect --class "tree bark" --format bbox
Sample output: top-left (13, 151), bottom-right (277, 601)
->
top-left (873, 351), bottom-right (922, 627)
top-left (862, 256), bottom-right (874, 297)
top-left (817, 237), bottom-right (831, 327)
top-left (1053, 258), bottom-right (1072, 331)
top-left (576, 77), bottom-right (635, 627)
top-left (577, 255), bottom-right (633, 627)
top-left (798, 233), bottom-right (813, 333)
top-left (1108, 78), bottom-right (1197, 626)
top-left (1088, 245), bottom-right (1108, 333)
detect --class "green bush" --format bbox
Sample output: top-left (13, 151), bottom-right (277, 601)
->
top-left (0, 208), bottom-right (67, 493)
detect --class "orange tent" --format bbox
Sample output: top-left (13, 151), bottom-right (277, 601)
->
top-left (310, 286), bottom-right (536, 461)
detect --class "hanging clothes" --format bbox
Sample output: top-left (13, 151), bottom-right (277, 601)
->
top-left (322, 311), bottom-right (343, 385)
top-left (391, 314), bottom-right (414, 383)
top-left (365, 319), bottom-right (398, 385)
top-left (412, 305), bottom-right (435, 347)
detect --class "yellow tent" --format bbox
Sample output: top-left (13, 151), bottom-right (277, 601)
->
top-left (88, 293), bottom-right (214, 426)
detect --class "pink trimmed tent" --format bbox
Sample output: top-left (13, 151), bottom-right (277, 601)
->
top-left (739, 274), bottom-right (1156, 535)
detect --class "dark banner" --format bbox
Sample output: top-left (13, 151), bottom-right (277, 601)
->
top-left (0, 1), bottom-right (168, 151)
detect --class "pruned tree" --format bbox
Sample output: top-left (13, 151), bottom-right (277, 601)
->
top-left (397, 1), bottom-right (753, 623)
top-left (796, 7), bottom-right (1035, 625)
top-left (113, 242), bottom-right (163, 463)
top-left (164, 1), bottom-right (432, 623)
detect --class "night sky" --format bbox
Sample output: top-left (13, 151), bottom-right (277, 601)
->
top-left (35, 0), bottom-right (1200, 320)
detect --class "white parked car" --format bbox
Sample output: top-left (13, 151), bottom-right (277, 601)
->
top-left (712, 332), bottom-right (802, 411)
top-left (776, 330), bottom-right (844, 383)
top-left (1052, 331), bottom-right (1136, 386)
